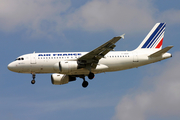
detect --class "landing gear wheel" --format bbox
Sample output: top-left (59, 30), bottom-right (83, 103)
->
top-left (82, 81), bottom-right (88, 88)
top-left (88, 72), bottom-right (95, 80)
top-left (31, 80), bottom-right (35, 84)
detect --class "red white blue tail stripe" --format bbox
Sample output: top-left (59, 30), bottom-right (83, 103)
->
top-left (137, 23), bottom-right (166, 49)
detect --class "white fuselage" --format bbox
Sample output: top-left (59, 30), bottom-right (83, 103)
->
top-left (8, 50), bottom-right (172, 75)
top-left (7, 23), bottom-right (173, 87)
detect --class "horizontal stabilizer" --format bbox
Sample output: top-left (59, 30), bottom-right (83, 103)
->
top-left (148, 46), bottom-right (173, 57)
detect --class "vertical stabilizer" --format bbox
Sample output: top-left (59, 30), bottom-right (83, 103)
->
top-left (136, 23), bottom-right (166, 50)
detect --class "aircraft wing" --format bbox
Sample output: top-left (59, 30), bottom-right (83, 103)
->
top-left (77, 34), bottom-right (125, 69)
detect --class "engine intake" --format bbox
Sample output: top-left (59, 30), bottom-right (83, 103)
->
top-left (51, 73), bottom-right (76, 85)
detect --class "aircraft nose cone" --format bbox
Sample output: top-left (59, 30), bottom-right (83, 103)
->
top-left (8, 62), bottom-right (16, 72)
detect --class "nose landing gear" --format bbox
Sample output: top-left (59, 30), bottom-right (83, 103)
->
top-left (31, 74), bottom-right (36, 84)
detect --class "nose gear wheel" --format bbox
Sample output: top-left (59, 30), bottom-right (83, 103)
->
top-left (31, 74), bottom-right (36, 84)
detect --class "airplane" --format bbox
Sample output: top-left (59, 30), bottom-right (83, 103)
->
top-left (8, 23), bottom-right (173, 88)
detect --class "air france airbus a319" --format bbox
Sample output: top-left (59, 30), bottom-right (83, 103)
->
top-left (8, 23), bottom-right (173, 88)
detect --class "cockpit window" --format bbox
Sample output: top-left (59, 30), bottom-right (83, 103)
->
top-left (15, 57), bottom-right (24, 61)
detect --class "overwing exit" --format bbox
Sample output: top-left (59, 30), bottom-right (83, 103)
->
top-left (8, 23), bottom-right (173, 88)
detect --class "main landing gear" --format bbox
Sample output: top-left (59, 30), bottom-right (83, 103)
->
top-left (88, 72), bottom-right (95, 79)
top-left (82, 77), bottom-right (89, 88)
top-left (31, 74), bottom-right (36, 84)
top-left (81, 72), bottom-right (95, 88)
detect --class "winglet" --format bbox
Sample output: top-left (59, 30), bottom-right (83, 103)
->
top-left (120, 34), bottom-right (125, 39)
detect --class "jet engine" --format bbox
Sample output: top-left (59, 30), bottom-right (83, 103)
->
top-left (51, 73), bottom-right (76, 85)
top-left (53, 61), bottom-right (78, 73)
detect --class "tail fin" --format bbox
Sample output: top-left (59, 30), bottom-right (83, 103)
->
top-left (136, 23), bottom-right (166, 50)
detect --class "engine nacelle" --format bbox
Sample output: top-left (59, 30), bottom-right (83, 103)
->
top-left (60, 61), bottom-right (78, 72)
top-left (51, 73), bottom-right (76, 85)
top-left (53, 61), bottom-right (78, 73)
